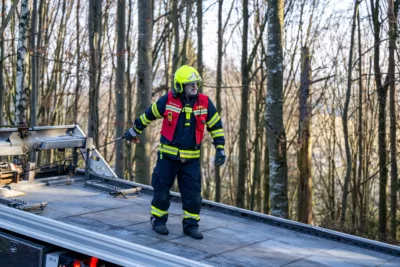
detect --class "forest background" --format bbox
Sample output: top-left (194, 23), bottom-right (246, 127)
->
top-left (0, 0), bottom-right (399, 244)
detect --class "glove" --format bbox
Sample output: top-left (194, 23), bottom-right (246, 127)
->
top-left (216, 149), bottom-right (226, 166)
top-left (124, 128), bottom-right (140, 143)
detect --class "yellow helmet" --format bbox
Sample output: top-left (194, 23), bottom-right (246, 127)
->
top-left (173, 65), bottom-right (202, 96)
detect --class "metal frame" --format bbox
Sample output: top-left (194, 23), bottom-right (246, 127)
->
top-left (0, 125), bottom-right (119, 180)
top-left (0, 125), bottom-right (85, 156)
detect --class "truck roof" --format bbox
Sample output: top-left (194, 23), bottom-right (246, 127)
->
top-left (6, 175), bottom-right (400, 267)
top-left (1, 125), bottom-right (399, 266)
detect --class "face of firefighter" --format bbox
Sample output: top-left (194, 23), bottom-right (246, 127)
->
top-left (184, 82), bottom-right (198, 96)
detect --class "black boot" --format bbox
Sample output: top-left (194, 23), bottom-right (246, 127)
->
top-left (150, 216), bottom-right (169, 235)
top-left (183, 227), bottom-right (203, 239)
top-left (153, 224), bottom-right (169, 235)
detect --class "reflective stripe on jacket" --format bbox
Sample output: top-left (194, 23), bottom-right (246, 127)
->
top-left (159, 144), bottom-right (201, 159)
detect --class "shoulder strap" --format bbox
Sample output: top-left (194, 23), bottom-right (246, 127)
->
top-left (197, 93), bottom-right (209, 105)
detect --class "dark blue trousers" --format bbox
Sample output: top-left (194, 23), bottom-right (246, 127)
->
top-left (151, 156), bottom-right (202, 230)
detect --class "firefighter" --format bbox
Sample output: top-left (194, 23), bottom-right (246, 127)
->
top-left (124, 65), bottom-right (226, 239)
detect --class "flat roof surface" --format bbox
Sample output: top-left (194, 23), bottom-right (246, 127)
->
top-left (14, 180), bottom-right (400, 267)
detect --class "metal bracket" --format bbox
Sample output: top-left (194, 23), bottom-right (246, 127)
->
top-left (17, 122), bottom-right (29, 139)
top-left (73, 126), bottom-right (119, 179)
top-left (0, 197), bottom-right (47, 213)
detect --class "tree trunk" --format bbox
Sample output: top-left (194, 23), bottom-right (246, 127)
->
top-left (28, 0), bottom-right (38, 162)
top-left (263, 131), bottom-right (270, 214)
top-left (7, 11), bottom-right (17, 125)
top-left (0, 0), bottom-right (19, 35)
top-left (351, 143), bottom-right (357, 225)
top-left (258, 64), bottom-right (267, 212)
top-left (196, 0), bottom-right (203, 92)
top-left (88, 0), bottom-right (102, 146)
top-left (164, 24), bottom-right (172, 95)
top-left (266, 0), bottom-right (288, 218)
top-left (30, 0), bottom-right (37, 128)
top-left (357, 5), bottom-right (365, 231)
top-left (1, 0), bottom-right (20, 125)
top-left (251, 88), bottom-right (262, 212)
top-left (115, 0), bottom-right (126, 178)
top-left (329, 100), bottom-right (336, 222)
top-left (126, 0), bottom-right (134, 181)
top-left (363, 57), bottom-right (374, 233)
top-left (341, 0), bottom-right (358, 225)
top-left (181, 0), bottom-right (192, 65)
top-left (171, 0), bottom-right (179, 89)
top-left (49, 0), bottom-right (67, 126)
top-left (214, 0), bottom-right (224, 203)
top-left (74, 0), bottom-right (81, 124)
top-left (15, 0), bottom-right (31, 124)
top-left (297, 46), bottom-right (312, 224)
top-left (236, 0), bottom-right (249, 209)
top-left (250, 5), bottom-right (262, 212)
top-left (135, 0), bottom-right (153, 184)
top-left (0, 0), bottom-right (6, 126)
top-left (370, 0), bottom-right (388, 237)
top-left (388, 0), bottom-right (397, 240)
top-left (36, 0), bottom-right (44, 125)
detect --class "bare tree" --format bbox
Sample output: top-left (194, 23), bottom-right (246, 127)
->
top-left (236, 0), bottom-right (250, 208)
top-left (181, 0), bottom-right (193, 64)
top-left (297, 46), bottom-right (312, 224)
top-left (341, 0), bottom-right (358, 225)
top-left (0, 0), bottom-right (19, 35)
top-left (214, 0), bottom-right (235, 202)
top-left (250, 1), bottom-right (265, 212)
top-left (370, 0), bottom-right (388, 236)
top-left (28, 0), bottom-right (38, 162)
top-left (135, 0), bottom-right (153, 184)
top-left (74, 0), bottom-right (81, 125)
top-left (171, 0), bottom-right (179, 88)
top-left (88, 0), bottom-right (102, 146)
top-left (30, 0), bottom-right (38, 128)
top-left (329, 100), bottom-right (336, 222)
top-left (356, 3), bottom-right (365, 230)
top-left (0, 0), bottom-right (6, 127)
top-left (15, 0), bottom-right (31, 124)
top-left (196, 0), bottom-right (203, 90)
top-left (263, 131), bottom-right (270, 213)
top-left (126, 0), bottom-right (135, 181)
top-left (0, 0), bottom-right (20, 126)
top-left (388, 0), bottom-right (398, 240)
top-left (266, 0), bottom-right (288, 218)
top-left (115, 0), bottom-right (126, 178)
top-left (214, 0), bottom-right (224, 203)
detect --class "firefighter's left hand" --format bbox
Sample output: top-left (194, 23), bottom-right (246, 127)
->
top-left (216, 149), bottom-right (226, 166)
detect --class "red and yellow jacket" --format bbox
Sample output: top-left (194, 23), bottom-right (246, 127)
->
top-left (132, 92), bottom-right (225, 160)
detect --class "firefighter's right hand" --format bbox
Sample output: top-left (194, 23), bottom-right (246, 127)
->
top-left (216, 149), bottom-right (226, 166)
top-left (124, 128), bottom-right (139, 143)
